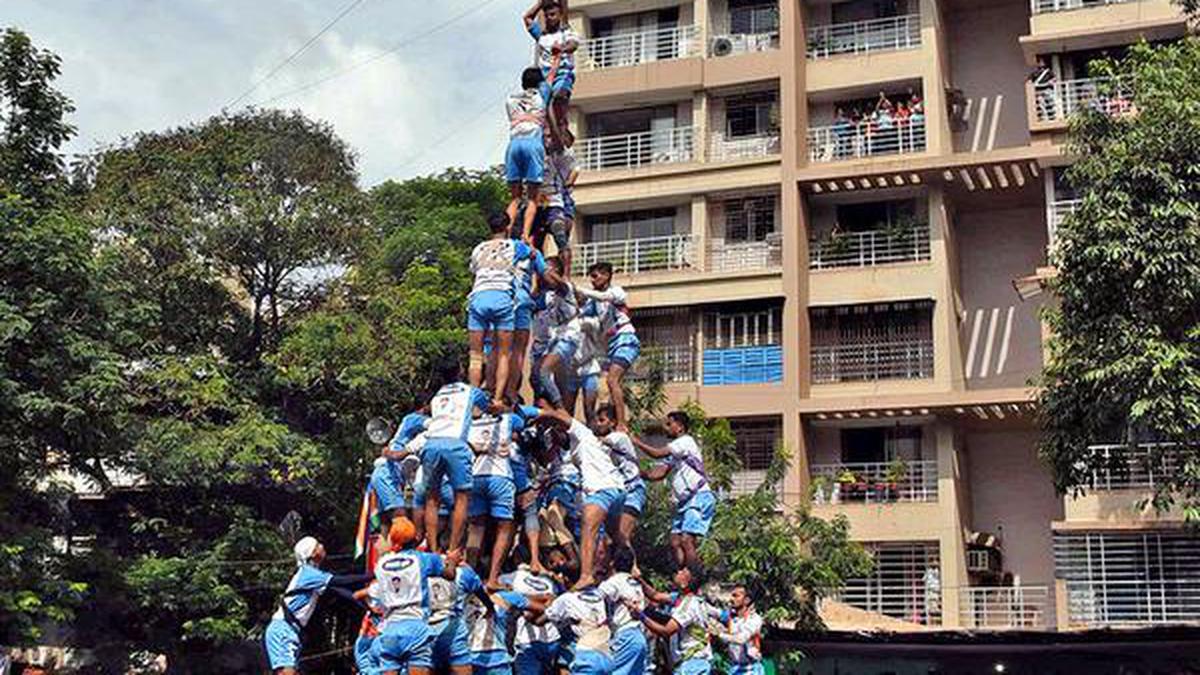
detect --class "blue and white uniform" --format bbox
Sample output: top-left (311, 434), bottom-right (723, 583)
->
top-left (370, 549), bottom-right (446, 672)
top-left (604, 431), bottom-right (646, 516)
top-left (427, 565), bottom-right (484, 671)
top-left (506, 568), bottom-right (563, 675)
top-left (598, 572), bottom-right (648, 675)
top-left (565, 419), bottom-right (626, 524)
top-left (719, 609), bottom-right (765, 675)
top-left (264, 564), bottom-right (333, 670)
top-left (468, 413), bottom-right (525, 521)
top-left (466, 590), bottom-right (531, 674)
top-left (469, 238), bottom-right (535, 333)
top-left (544, 589), bottom-right (613, 675)
top-left (423, 382), bottom-right (490, 493)
top-left (506, 88), bottom-right (546, 184)
top-left (514, 248), bottom-right (548, 333)
top-left (668, 593), bottom-right (726, 675)
top-left (370, 413), bottom-right (429, 514)
top-left (579, 285), bottom-right (640, 370)
top-left (663, 434), bottom-right (716, 537)
top-left (528, 21), bottom-right (580, 103)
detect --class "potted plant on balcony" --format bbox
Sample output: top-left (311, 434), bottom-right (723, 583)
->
top-left (881, 458), bottom-right (910, 502)
top-left (815, 224), bottom-right (852, 264)
top-left (837, 468), bottom-right (866, 502)
top-left (810, 475), bottom-right (831, 505)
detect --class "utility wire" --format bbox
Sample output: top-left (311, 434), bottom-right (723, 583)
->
top-left (250, 0), bottom-right (504, 107)
top-left (226, 0), bottom-right (370, 110)
top-left (386, 82), bottom-right (512, 178)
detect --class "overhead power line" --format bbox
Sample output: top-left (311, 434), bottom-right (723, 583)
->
top-left (250, 0), bottom-right (504, 107)
top-left (226, 0), bottom-right (370, 110)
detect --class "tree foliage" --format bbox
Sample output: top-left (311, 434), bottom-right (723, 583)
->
top-left (0, 28), bottom-right (75, 203)
top-left (1039, 37), bottom-right (1200, 518)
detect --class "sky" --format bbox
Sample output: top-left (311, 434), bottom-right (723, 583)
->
top-left (5, 0), bottom-right (534, 187)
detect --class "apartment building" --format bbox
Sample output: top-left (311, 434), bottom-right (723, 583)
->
top-left (564, 0), bottom-right (1194, 632)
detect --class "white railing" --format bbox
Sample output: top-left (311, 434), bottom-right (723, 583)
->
top-left (808, 119), bottom-right (927, 162)
top-left (838, 583), bottom-right (942, 626)
top-left (571, 234), bottom-right (695, 276)
top-left (708, 234), bottom-right (783, 273)
top-left (710, 32), bottom-right (780, 56)
top-left (629, 343), bottom-right (696, 384)
top-left (806, 14), bottom-right (921, 59)
top-left (1083, 443), bottom-right (1190, 491)
top-left (1034, 77), bottom-right (1133, 123)
top-left (809, 225), bottom-right (932, 270)
top-left (1032, 0), bottom-right (1138, 14)
top-left (581, 25), bottom-right (702, 70)
top-left (1047, 198), bottom-right (1081, 252)
top-left (810, 459), bottom-right (939, 503)
top-left (708, 131), bottom-right (781, 162)
top-left (729, 470), bottom-right (771, 497)
top-left (580, 127), bottom-right (695, 171)
top-left (960, 586), bottom-right (1051, 630)
top-left (811, 338), bottom-right (935, 383)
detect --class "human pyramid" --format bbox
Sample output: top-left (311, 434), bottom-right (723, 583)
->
top-left (263, 3), bottom-right (765, 675)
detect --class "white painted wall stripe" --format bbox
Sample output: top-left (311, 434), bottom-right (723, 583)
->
top-left (965, 308), bottom-right (985, 378)
top-left (971, 97), bottom-right (989, 152)
top-left (979, 307), bottom-right (1001, 378)
top-left (987, 94), bottom-right (1003, 152)
top-left (996, 306), bottom-right (1015, 375)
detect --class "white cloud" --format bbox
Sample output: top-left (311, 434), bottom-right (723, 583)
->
top-left (4, 0), bottom-right (532, 186)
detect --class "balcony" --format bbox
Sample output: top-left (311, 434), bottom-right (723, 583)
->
top-left (703, 306), bottom-right (783, 386)
top-left (1031, 0), bottom-right (1138, 13)
top-left (629, 343), bottom-right (696, 384)
top-left (709, 32), bottom-right (780, 57)
top-left (839, 542), bottom-right (942, 626)
top-left (805, 14), bottom-right (922, 60)
top-left (808, 119), bottom-right (927, 163)
top-left (1032, 77), bottom-right (1133, 125)
top-left (579, 127), bottom-right (695, 172)
top-left (1082, 443), bottom-right (1187, 492)
top-left (580, 25), bottom-right (702, 70)
top-left (810, 459), bottom-right (938, 504)
top-left (811, 339), bottom-right (935, 384)
top-left (809, 224), bottom-right (931, 270)
top-left (708, 234), bottom-right (783, 273)
top-left (959, 586), bottom-right (1052, 630)
top-left (1047, 198), bottom-right (1080, 252)
top-left (708, 131), bottom-right (781, 162)
top-left (571, 234), bottom-right (695, 276)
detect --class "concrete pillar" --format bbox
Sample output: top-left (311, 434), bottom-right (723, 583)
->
top-left (694, 0), bottom-right (710, 44)
top-left (693, 91), bottom-right (710, 164)
top-left (918, 0), bottom-right (953, 156)
top-left (934, 421), bottom-right (969, 628)
top-left (929, 186), bottom-right (965, 391)
top-left (691, 194), bottom-right (709, 273)
top-left (782, 411), bottom-right (810, 509)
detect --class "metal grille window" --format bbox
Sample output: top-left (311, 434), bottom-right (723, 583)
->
top-left (629, 308), bottom-right (695, 383)
top-left (588, 208), bottom-right (677, 243)
top-left (1054, 531), bottom-right (1200, 627)
top-left (810, 300), bottom-right (935, 383)
top-left (724, 195), bottom-right (777, 243)
top-left (840, 542), bottom-right (942, 626)
top-left (726, 92), bottom-right (779, 139)
top-left (706, 305), bottom-right (782, 348)
top-left (730, 0), bottom-right (780, 35)
top-left (730, 417), bottom-right (782, 471)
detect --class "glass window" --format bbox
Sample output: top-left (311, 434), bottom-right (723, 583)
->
top-left (588, 208), bottom-right (677, 242)
top-left (730, 0), bottom-right (779, 35)
top-left (724, 196), bottom-right (777, 242)
top-left (726, 93), bottom-right (778, 138)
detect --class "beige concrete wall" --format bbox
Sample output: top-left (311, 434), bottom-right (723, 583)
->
top-left (954, 205), bottom-right (1048, 390)
top-left (946, 0), bottom-right (1032, 153)
top-left (1062, 490), bottom-right (1187, 524)
top-left (965, 429), bottom-right (1062, 589)
top-left (1028, 0), bottom-right (1184, 40)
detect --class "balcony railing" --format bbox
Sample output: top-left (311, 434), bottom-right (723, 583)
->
top-left (708, 131), bottom-right (781, 162)
top-left (809, 225), bottom-right (932, 270)
top-left (580, 25), bottom-right (702, 70)
top-left (1083, 443), bottom-right (1189, 491)
top-left (708, 234), bottom-right (783, 273)
top-left (571, 234), bottom-right (695, 276)
top-left (710, 32), bottom-right (780, 56)
top-left (811, 339), bottom-right (935, 383)
top-left (580, 126), bottom-right (695, 171)
top-left (1034, 77), bottom-right (1134, 123)
top-left (629, 343), bottom-right (696, 384)
top-left (1032, 0), bottom-right (1138, 13)
top-left (806, 14), bottom-right (922, 59)
top-left (1047, 198), bottom-right (1081, 251)
top-left (729, 469), bottom-right (772, 497)
top-left (960, 586), bottom-right (1051, 630)
top-left (808, 119), bottom-right (927, 163)
top-left (810, 459), bottom-right (938, 504)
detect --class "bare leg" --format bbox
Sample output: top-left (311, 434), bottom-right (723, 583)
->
top-left (488, 519), bottom-right (515, 589)
top-left (538, 352), bottom-right (565, 409)
top-left (607, 363), bottom-right (629, 429)
top-left (467, 518), bottom-right (487, 568)
top-left (449, 489), bottom-right (471, 554)
top-left (468, 330), bottom-right (486, 388)
top-left (506, 183), bottom-right (523, 228)
top-left (492, 330), bottom-right (514, 407)
top-left (582, 383), bottom-right (598, 427)
top-left (680, 533), bottom-right (700, 570)
top-left (413, 501), bottom-right (427, 546)
top-left (484, 330), bottom-right (498, 394)
top-left (425, 489), bottom-right (443, 554)
top-left (619, 511), bottom-right (638, 548)
top-left (521, 187), bottom-right (540, 242)
top-left (508, 330), bottom-right (530, 403)
top-left (670, 533), bottom-right (686, 570)
top-left (575, 502), bottom-right (606, 589)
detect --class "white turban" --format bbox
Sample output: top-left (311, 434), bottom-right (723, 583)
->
top-left (293, 536), bottom-right (320, 567)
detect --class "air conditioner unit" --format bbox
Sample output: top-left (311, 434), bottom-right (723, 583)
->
top-left (711, 35), bottom-right (737, 57)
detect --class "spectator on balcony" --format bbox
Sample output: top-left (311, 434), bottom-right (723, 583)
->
top-left (635, 411), bottom-right (715, 571)
top-left (576, 261), bottom-right (640, 430)
top-left (832, 107), bottom-right (854, 159)
top-left (506, 67), bottom-right (547, 248)
top-left (524, 0), bottom-right (578, 148)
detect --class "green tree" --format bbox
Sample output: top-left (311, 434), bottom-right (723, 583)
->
top-left (1039, 38), bottom-right (1200, 518)
top-left (0, 27), bottom-right (75, 203)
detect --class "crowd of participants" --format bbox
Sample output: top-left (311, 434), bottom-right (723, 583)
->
top-left (263, 2), bottom-right (766, 674)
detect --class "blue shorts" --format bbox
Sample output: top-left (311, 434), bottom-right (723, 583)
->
top-left (422, 437), bottom-right (474, 493)
top-left (469, 289), bottom-right (516, 333)
top-left (549, 336), bottom-right (579, 363)
top-left (607, 332), bottom-right (641, 370)
top-left (474, 663), bottom-right (512, 675)
top-left (515, 642), bottom-right (560, 675)
top-left (264, 619), bottom-right (300, 670)
top-left (623, 482), bottom-right (647, 516)
top-left (542, 480), bottom-right (580, 521)
top-left (355, 634), bottom-right (380, 675)
top-left (540, 71), bottom-right (575, 104)
top-left (372, 464), bottom-right (409, 514)
top-left (374, 619), bottom-right (434, 671)
top-left (678, 657), bottom-right (713, 675)
top-left (506, 134), bottom-right (545, 185)
top-left (583, 488), bottom-right (625, 514)
top-left (413, 476), bottom-right (454, 517)
top-left (515, 295), bottom-right (536, 332)
top-left (432, 619), bottom-right (472, 668)
top-left (571, 647), bottom-right (613, 675)
top-left (512, 454), bottom-right (531, 495)
top-left (611, 627), bottom-right (648, 675)
top-left (671, 490), bottom-right (717, 537)
top-left (470, 474), bottom-right (516, 520)
top-left (473, 647), bottom-right (512, 671)
top-left (728, 663), bottom-right (766, 675)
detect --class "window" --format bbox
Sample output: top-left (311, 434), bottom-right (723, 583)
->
top-left (726, 93), bottom-right (779, 138)
top-left (841, 542), bottom-right (942, 625)
top-left (730, 418), bottom-right (782, 470)
top-left (705, 304), bottom-right (782, 348)
top-left (724, 195), bottom-right (777, 243)
top-left (840, 426), bottom-right (923, 464)
top-left (588, 208), bottom-right (677, 242)
top-left (835, 199), bottom-right (920, 233)
top-left (729, 0), bottom-right (779, 35)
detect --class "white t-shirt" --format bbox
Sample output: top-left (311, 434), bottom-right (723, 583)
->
top-left (271, 564), bottom-right (332, 627)
top-left (426, 383), bottom-right (489, 441)
top-left (427, 566), bottom-right (484, 628)
top-left (580, 285), bottom-right (636, 337)
top-left (544, 589), bottom-right (611, 655)
top-left (372, 550), bottom-right (444, 626)
top-left (507, 88), bottom-right (545, 139)
top-left (604, 432), bottom-right (643, 490)
top-left (670, 594), bottom-right (723, 664)
top-left (470, 239), bottom-right (533, 296)
top-left (722, 610), bottom-right (764, 665)
top-left (529, 22), bottom-right (580, 74)
top-left (566, 419), bottom-right (624, 494)
top-left (469, 414), bottom-right (523, 478)
top-left (505, 569), bottom-right (561, 647)
top-left (542, 149), bottom-right (577, 208)
top-left (665, 435), bottom-right (710, 505)
top-left (597, 572), bottom-right (645, 633)
top-left (532, 285), bottom-right (579, 355)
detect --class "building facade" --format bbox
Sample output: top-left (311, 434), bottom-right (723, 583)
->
top-left (564, 0), bottom-right (1194, 632)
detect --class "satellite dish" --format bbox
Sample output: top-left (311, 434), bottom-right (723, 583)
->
top-left (366, 417), bottom-right (396, 446)
top-left (711, 36), bottom-right (734, 57)
top-left (279, 510), bottom-right (302, 543)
